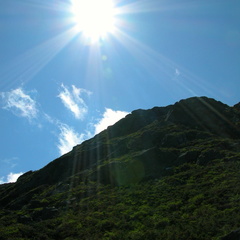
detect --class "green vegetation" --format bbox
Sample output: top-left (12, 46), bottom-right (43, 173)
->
top-left (0, 156), bottom-right (240, 239)
top-left (0, 97), bottom-right (240, 239)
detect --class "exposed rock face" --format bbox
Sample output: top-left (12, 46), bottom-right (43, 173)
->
top-left (108, 97), bottom-right (240, 139)
top-left (170, 97), bottom-right (240, 138)
top-left (0, 96), bottom-right (240, 210)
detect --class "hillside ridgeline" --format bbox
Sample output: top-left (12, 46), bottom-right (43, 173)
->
top-left (0, 96), bottom-right (240, 240)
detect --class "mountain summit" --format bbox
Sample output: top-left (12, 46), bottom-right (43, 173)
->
top-left (0, 96), bottom-right (240, 240)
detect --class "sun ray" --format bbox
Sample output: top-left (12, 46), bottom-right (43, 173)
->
top-left (113, 27), bottom-right (219, 98)
top-left (0, 27), bottom-right (78, 90)
top-left (115, 0), bottom-right (167, 14)
top-left (0, 0), bottom-right (220, 101)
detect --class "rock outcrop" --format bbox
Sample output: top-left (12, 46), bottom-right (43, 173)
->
top-left (0, 96), bottom-right (240, 240)
top-left (0, 96), bottom-right (240, 209)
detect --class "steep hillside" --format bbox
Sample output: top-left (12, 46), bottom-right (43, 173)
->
top-left (0, 96), bottom-right (240, 240)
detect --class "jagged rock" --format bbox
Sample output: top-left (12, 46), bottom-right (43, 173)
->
top-left (0, 96), bottom-right (240, 240)
top-left (170, 97), bottom-right (240, 138)
top-left (0, 96), bottom-right (240, 209)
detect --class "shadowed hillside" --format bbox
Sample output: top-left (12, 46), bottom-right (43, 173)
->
top-left (0, 96), bottom-right (240, 239)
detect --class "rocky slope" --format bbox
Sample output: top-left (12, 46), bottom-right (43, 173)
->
top-left (0, 96), bottom-right (240, 239)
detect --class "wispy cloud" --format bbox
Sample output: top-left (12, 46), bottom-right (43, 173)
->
top-left (43, 113), bottom-right (92, 155)
top-left (94, 108), bottom-right (129, 134)
top-left (58, 84), bottom-right (91, 120)
top-left (0, 88), bottom-right (38, 120)
top-left (0, 172), bottom-right (24, 184)
top-left (56, 107), bottom-right (128, 155)
top-left (1, 157), bottom-right (18, 169)
top-left (175, 68), bottom-right (180, 76)
top-left (57, 123), bottom-right (91, 155)
top-left (43, 113), bottom-right (56, 124)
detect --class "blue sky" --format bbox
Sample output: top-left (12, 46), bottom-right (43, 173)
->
top-left (0, 0), bottom-right (240, 183)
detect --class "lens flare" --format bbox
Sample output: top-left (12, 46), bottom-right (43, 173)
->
top-left (71, 0), bottom-right (116, 43)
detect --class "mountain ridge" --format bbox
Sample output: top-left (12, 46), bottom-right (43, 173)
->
top-left (2, 96), bottom-right (240, 195)
top-left (0, 96), bottom-right (240, 239)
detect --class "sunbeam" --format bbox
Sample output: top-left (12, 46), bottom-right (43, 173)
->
top-left (116, 0), bottom-right (167, 14)
top-left (113, 27), bottom-right (219, 99)
top-left (0, 27), bottom-right (78, 90)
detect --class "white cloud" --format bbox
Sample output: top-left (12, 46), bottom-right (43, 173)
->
top-left (0, 88), bottom-right (38, 120)
top-left (43, 113), bottom-right (92, 156)
top-left (0, 172), bottom-right (24, 184)
top-left (57, 123), bottom-right (91, 155)
top-left (7, 172), bottom-right (23, 182)
top-left (94, 108), bottom-right (129, 134)
top-left (56, 107), bottom-right (128, 156)
top-left (58, 84), bottom-right (91, 120)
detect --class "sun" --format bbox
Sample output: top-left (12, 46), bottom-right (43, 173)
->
top-left (71, 0), bottom-right (116, 43)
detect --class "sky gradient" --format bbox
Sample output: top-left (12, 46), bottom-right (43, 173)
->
top-left (0, 0), bottom-right (240, 183)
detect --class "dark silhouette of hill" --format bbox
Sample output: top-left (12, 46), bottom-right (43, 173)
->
top-left (0, 96), bottom-right (240, 240)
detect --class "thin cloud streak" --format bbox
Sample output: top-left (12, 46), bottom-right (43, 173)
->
top-left (2, 157), bottom-right (18, 169)
top-left (0, 88), bottom-right (38, 120)
top-left (58, 84), bottom-right (91, 120)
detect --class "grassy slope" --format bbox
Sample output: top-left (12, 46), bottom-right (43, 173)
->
top-left (0, 137), bottom-right (240, 240)
top-left (1, 97), bottom-right (240, 240)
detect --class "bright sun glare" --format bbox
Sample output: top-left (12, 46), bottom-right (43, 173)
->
top-left (71, 0), bottom-right (116, 43)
